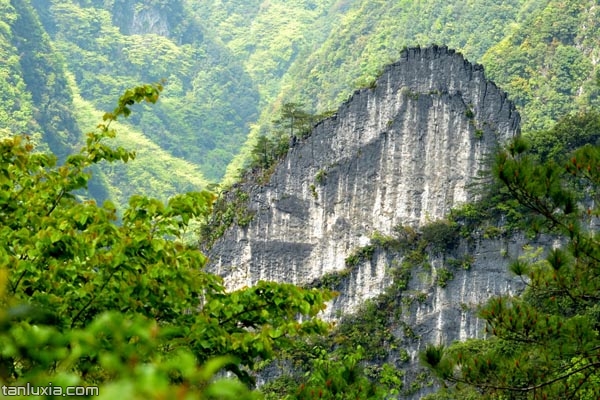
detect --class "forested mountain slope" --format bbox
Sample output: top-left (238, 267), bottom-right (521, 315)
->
top-left (30, 0), bottom-right (258, 183)
top-left (224, 0), bottom-right (600, 180)
top-left (0, 0), bottom-right (79, 160)
top-left (1, 0), bottom-right (598, 202)
top-left (482, 0), bottom-right (600, 130)
top-left (2, 1), bottom-right (600, 398)
top-left (272, 0), bottom-right (599, 132)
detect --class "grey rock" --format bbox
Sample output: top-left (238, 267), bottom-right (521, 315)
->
top-left (209, 46), bottom-right (520, 304)
top-left (113, 3), bottom-right (171, 37)
top-left (208, 46), bottom-right (525, 397)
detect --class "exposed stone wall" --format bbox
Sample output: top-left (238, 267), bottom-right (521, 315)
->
top-left (209, 45), bottom-right (523, 398)
top-left (113, 2), bottom-right (171, 37)
top-left (209, 46), bottom-right (520, 305)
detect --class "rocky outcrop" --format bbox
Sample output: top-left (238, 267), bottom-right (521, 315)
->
top-left (112, 2), bottom-right (172, 37)
top-left (209, 46), bottom-right (520, 305)
top-left (254, 231), bottom-right (544, 397)
top-left (208, 45), bottom-right (523, 398)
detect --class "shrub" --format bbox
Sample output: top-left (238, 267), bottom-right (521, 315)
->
top-left (421, 219), bottom-right (460, 252)
top-left (315, 168), bottom-right (327, 184)
top-left (436, 267), bottom-right (454, 288)
top-left (345, 245), bottom-right (376, 267)
top-left (371, 230), bottom-right (401, 249)
top-left (309, 184), bottom-right (318, 199)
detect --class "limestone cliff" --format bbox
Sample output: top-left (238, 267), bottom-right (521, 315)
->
top-left (112, 1), bottom-right (180, 37)
top-left (208, 45), bottom-right (523, 397)
top-left (209, 46), bottom-right (520, 298)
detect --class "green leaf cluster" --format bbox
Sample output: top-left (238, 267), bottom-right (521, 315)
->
top-left (0, 86), bottom-right (335, 397)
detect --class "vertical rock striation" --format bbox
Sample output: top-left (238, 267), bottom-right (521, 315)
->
top-left (209, 46), bottom-right (520, 311)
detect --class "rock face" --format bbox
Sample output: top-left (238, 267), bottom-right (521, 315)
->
top-left (209, 46), bottom-right (520, 305)
top-left (113, 3), bottom-right (171, 37)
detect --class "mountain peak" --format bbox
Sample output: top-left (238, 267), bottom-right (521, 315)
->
top-left (209, 47), bottom-right (520, 306)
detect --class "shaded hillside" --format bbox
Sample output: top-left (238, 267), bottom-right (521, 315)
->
top-left (1, 0), bottom-right (79, 161)
top-left (29, 0), bottom-right (259, 182)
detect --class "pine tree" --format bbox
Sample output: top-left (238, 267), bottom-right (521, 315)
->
top-left (423, 137), bottom-right (600, 399)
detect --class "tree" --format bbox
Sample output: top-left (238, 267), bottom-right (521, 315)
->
top-left (527, 111), bottom-right (600, 162)
top-left (0, 84), bottom-right (334, 398)
top-left (423, 136), bottom-right (600, 399)
top-left (249, 103), bottom-right (315, 170)
top-left (272, 102), bottom-right (314, 140)
top-left (251, 134), bottom-right (275, 169)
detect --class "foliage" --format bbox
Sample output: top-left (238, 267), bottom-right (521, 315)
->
top-left (446, 255), bottom-right (474, 271)
top-left (272, 0), bottom-right (526, 115)
top-left (344, 245), bottom-right (375, 267)
top-left (370, 230), bottom-right (402, 250)
top-left (315, 168), bottom-right (327, 185)
top-left (421, 219), bottom-right (460, 253)
top-left (262, 349), bottom-right (404, 399)
top-left (436, 268), bottom-right (454, 288)
top-left (260, 299), bottom-right (407, 399)
top-left (69, 77), bottom-right (210, 208)
top-left (266, 212), bottom-right (479, 398)
top-left (0, 1), bottom-right (37, 143)
top-left (4, 0), bottom-right (80, 161)
top-left (287, 348), bottom-right (380, 399)
top-left (273, 102), bottom-right (316, 140)
top-left (481, 0), bottom-right (599, 130)
top-left (527, 110), bottom-right (600, 162)
top-left (0, 85), bottom-right (335, 397)
top-left (424, 137), bottom-right (600, 398)
top-left (308, 269), bottom-right (350, 291)
top-left (198, 186), bottom-right (255, 249)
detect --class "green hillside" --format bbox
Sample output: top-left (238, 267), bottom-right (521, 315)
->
top-left (2, 1), bottom-right (600, 398)
top-left (32, 0), bottom-right (259, 182)
top-left (222, 0), bottom-right (600, 181)
top-left (0, 0), bottom-right (79, 160)
top-left (257, 0), bottom-right (599, 135)
top-left (274, 0), bottom-right (527, 111)
top-left (482, 0), bottom-right (600, 130)
top-left (1, 0), bottom-right (599, 202)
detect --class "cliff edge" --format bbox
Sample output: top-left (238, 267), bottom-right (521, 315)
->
top-left (209, 46), bottom-right (520, 306)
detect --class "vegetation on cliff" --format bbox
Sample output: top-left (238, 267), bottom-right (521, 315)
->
top-left (422, 125), bottom-right (600, 399)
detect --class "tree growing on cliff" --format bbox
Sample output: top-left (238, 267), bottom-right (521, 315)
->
top-left (250, 103), bottom-right (315, 170)
top-left (272, 102), bottom-right (314, 140)
top-left (0, 84), bottom-right (334, 398)
top-left (422, 136), bottom-right (600, 399)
